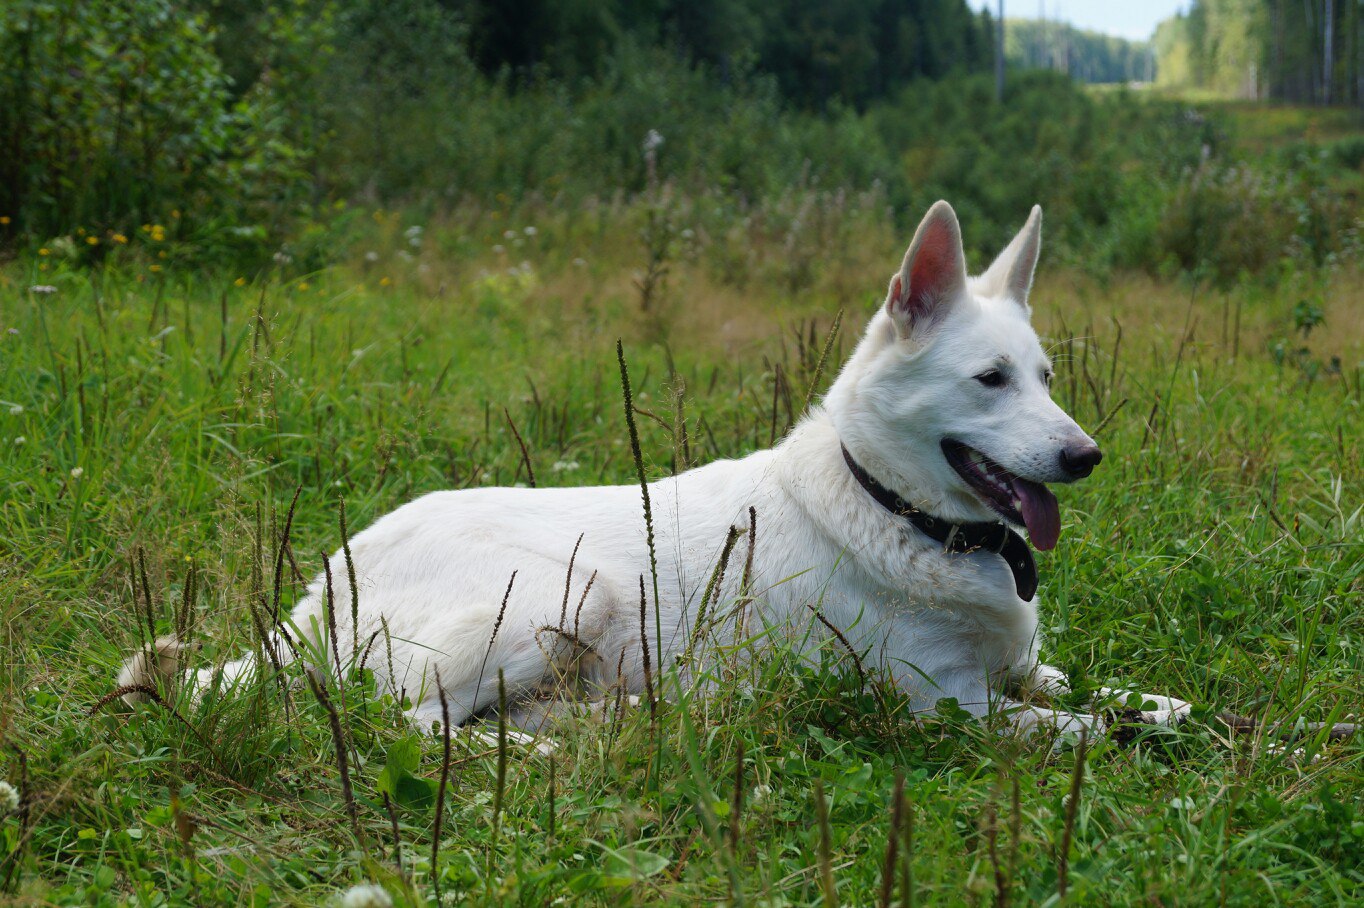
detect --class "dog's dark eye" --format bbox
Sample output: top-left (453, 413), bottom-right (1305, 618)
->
top-left (975, 370), bottom-right (1006, 388)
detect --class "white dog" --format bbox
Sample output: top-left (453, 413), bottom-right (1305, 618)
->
top-left (122, 201), bottom-right (1189, 739)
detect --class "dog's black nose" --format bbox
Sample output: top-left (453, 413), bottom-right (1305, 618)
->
top-left (1059, 443), bottom-right (1102, 479)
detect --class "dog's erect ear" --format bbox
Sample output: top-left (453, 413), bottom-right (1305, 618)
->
top-left (978, 205), bottom-right (1043, 310)
top-left (886, 200), bottom-right (968, 339)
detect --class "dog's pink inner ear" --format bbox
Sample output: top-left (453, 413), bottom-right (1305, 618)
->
top-left (909, 227), bottom-right (955, 307)
top-left (894, 217), bottom-right (962, 324)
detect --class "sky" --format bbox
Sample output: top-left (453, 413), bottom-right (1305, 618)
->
top-left (966, 1), bottom-right (1189, 42)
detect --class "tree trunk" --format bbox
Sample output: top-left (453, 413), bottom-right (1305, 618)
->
top-left (1323, 0), bottom-right (1334, 103)
top-left (995, 0), bottom-right (1005, 102)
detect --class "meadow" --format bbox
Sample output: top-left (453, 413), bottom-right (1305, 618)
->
top-left (1, 194), bottom-right (1361, 905)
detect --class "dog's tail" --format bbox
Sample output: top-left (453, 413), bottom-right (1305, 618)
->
top-left (117, 636), bottom-right (186, 704)
top-left (117, 636), bottom-right (258, 706)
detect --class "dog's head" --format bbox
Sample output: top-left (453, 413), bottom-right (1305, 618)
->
top-left (828, 201), bottom-right (1099, 551)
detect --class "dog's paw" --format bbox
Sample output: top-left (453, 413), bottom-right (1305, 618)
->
top-left (1132, 694), bottom-right (1192, 716)
top-left (1105, 700), bottom-right (1193, 747)
top-left (468, 727), bottom-right (556, 756)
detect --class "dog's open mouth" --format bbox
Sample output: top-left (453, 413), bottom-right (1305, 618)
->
top-left (940, 439), bottom-right (1060, 551)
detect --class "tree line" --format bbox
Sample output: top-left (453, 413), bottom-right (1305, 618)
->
top-left (1154, 0), bottom-right (1363, 104)
top-left (1003, 19), bottom-right (1154, 85)
top-left (444, 0), bottom-right (999, 109)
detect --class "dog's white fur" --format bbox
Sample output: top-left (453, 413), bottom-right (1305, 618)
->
top-left (121, 201), bottom-right (1188, 738)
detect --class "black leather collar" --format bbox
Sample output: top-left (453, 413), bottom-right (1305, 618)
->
top-left (840, 444), bottom-right (1038, 601)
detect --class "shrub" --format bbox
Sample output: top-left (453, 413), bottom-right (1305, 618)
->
top-left (0, 0), bottom-right (318, 264)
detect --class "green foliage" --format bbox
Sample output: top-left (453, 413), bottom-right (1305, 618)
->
top-left (376, 735), bottom-right (438, 811)
top-left (0, 0), bottom-right (327, 264)
top-left (0, 1), bottom-right (230, 234)
top-left (0, 0), bottom-right (1359, 285)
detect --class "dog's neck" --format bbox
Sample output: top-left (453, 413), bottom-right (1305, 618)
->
top-left (837, 441), bottom-right (1037, 601)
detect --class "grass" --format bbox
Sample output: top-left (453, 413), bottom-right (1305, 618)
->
top-left (0, 199), bottom-right (1361, 906)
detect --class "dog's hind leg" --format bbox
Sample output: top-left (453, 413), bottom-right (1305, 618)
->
top-left (500, 692), bottom-right (643, 733)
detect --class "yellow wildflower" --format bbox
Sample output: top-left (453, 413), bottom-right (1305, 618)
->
top-left (171, 209), bottom-right (181, 219)
top-left (233, 277), bottom-right (246, 287)
top-left (158, 251), bottom-right (167, 259)
top-left (38, 248), bottom-right (49, 256)
top-left (150, 264), bottom-right (162, 273)
top-left (379, 276), bottom-right (391, 286)
top-left (85, 236), bottom-right (99, 246)
top-left (297, 282), bottom-right (310, 291)
top-left (0, 216), bottom-right (10, 225)
top-left (112, 233), bottom-right (128, 244)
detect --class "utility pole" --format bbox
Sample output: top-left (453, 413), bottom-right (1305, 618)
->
top-left (996, 0), bottom-right (1005, 101)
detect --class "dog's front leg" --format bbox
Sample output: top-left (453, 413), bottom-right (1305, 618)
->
top-left (997, 698), bottom-right (1101, 737)
top-left (938, 673), bottom-right (1099, 738)
top-left (1014, 662), bottom-right (1192, 730)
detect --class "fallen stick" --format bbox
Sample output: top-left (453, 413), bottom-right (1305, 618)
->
top-left (1212, 711), bottom-right (1358, 743)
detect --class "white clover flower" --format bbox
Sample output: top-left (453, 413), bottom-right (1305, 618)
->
top-left (0, 781), bottom-right (17, 813)
top-left (492, 244), bottom-right (505, 254)
top-left (572, 257), bottom-right (587, 267)
top-left (6, 328), bottom-right (17, 335)
top-left (523, 226), bottom-right (537, 236)
top-left (70, 467), bottom-right (83, 479)
top-left (404, 225), bottom-right (423, 238)
top-left (364, 251), bottom-right (380, 263)
top-left (503, 230), bottom-right (516, 240)
top-left (643, 129), bottom-right (664, 152)
top-left (550, 460), bottom-right (580, 473)
top-left (13, 436), bottom-right (24, 446)
top-left (8, 405), bottom-right (21, 415)
top-left (28, 285), bottom-right (57, 295)
top-left (751, 783), bottom-right (773, 805)
top-left (340, 883), bottom-right (392, 908)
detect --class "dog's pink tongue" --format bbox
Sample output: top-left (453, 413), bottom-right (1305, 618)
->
top-left (1012, 478), bottom-right (1060, 551)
